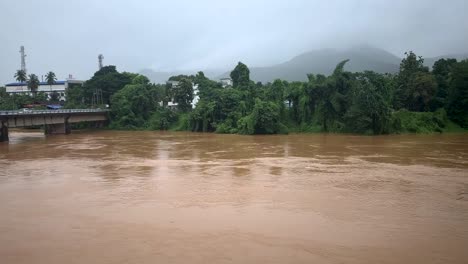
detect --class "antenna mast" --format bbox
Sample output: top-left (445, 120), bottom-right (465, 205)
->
top-left (98, 54), bottom-right (104, 70)
top-left (20, 46), bottom-right (27, 73)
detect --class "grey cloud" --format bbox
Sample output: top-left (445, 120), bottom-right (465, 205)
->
top-left (1, 0), bottom-right (467, 84)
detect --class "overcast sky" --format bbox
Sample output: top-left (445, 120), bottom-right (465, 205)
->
top-left (1, 0), bottom-right (467, 84)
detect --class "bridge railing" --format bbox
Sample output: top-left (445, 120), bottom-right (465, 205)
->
top-left (0, 109), bottom-right (110, 116)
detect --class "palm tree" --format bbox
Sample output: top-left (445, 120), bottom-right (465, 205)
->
top-left (27, 74), bottom-right (40, 97)
top-left (14, 70), bottom-right (27, 91)
top-left (45, 71), bottom-right (57, 99)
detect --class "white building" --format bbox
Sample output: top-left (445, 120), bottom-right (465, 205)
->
top-left (162, 80), bottom-right (199, 109)
top-left (5, 79), bottom-right (84, 101)
top-left (220, 77), bottom-right (233, 88)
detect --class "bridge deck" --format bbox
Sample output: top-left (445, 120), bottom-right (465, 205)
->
top-left (0, 109), bottom-right (109, 117)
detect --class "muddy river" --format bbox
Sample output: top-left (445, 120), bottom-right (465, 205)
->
top-left (1, 131), bottom-right (467, 263)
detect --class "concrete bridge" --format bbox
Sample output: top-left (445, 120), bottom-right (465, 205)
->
top-left (0, 109), bottom-right (109, 142)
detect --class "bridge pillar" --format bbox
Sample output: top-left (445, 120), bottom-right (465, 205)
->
top-left (0, 121), bottom-right (8, 142)
top-left (45, 120), bottom-right (70, 135)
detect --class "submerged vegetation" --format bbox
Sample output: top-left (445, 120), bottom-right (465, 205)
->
top-left (1, 51), bottom-right (467, 135)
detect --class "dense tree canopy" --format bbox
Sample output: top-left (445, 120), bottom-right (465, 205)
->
top-left (110, 74), bottom-right (162, 129)
top-left (81, 65), bottom-right (133, 105)
top-left (2, 50), bottom-right (467, 134)
top-left (230, 62), bottom-right (250, 88)
top-left (172, 78), bottom-right (194, 112)
top-left (447, 60), bottom-right (468, 128)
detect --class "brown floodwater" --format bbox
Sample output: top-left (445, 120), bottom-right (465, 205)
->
top-left (0, 130), bottom-right (467, 264)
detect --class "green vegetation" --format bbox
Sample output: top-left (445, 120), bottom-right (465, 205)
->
top-left (27, 74), bottom-right (40, 96)
top-left (45, 71), bottom-right (57, 89)
top-left (0, 86), bottom-right (48, 110)
top-left (14, 70), bottom-right (27, 83)
top-left (1, 51), bottom-right (467, 135)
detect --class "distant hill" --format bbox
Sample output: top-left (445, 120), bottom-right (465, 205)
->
top-left (140, 47), bottom-right (468, 84)
top-left (217, 48), bottom-right (468, 83)
top-left (424, 53), bottom-right (468, 68)
top-left (139, 69), bottom-right (224, 84)
top-left (219, 46), bottom-right (402, 83)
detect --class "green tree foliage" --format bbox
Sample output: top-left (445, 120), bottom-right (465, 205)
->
top-left (0, 87), bottom-right (17, 109)
top-left (110, 75), bottom-right (162, 129)
top-left (431, 58), bottom-right (457, 110)
top-left (394, 51), bottom-right (429, 109)
top-left (406, 72), bottom-right (437, 111)
top-left (190, 100), bottom-right (216, 132)
top-left (230, 62), bottom-right (250, 88)
top-left (267, 79), bottom-right (286, 103)
top-left (315, 60), bottom-right (352, 131)
top-left (168, 74), bottom-right (194, 82)
top-left (238, 99), bottom-right (286, 134)
top-left (173, 78), bottom-right (194, 112)
top-left (82, 66), bottom-right (133, 104)
top-left (27, 74), bottom-right (40, 96)
top-left (345, 72), bottom-right (392, 134)
top-left (148, 109), bottom-right (177, 130)
top-left (391, 109), bottom-right (448, 133)
top-left (447, 60), bottom-right (468, 128)
top-left (45, 71), bottom-right (57, 100)
top-left (20, 52), bottom-right (460, 135)
top-left (14, 70), bottom-right (27, 83)
top-left (64, 83), bottom-right (86, 109)
top-left (45, 71), bottom-right (57, 87)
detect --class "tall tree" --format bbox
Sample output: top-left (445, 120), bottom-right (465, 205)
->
top-left (345, 73), bottom-right (392, 134)
top-left (173, 78), bottom-right (194, 112)
top-left (447, 60), bottom-right (468, 128)
top-left (27, 74), bottom-right (40, 96)
top-left (14, 70), bottom-right (27, 83)
top-left (230, 62), bottom-right (250, 88)
top-left (45, 71), bottom-right (57, 96)
top-left (82, 65), bottom-right (133, 104)
top-left (394, 51), bottom-right (429, 110)
top-left (430, 58), bottom-right (458, 110)
top-left (406, 72), bottom-right (437, 111)
top-left (316, 60), bottom-right (351, 131)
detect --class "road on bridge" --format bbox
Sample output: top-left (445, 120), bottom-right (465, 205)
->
top-left (0, 109), bottom-right (109, 142)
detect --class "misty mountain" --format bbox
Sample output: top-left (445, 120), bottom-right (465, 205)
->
top-left (217, 47), bottom-right (468, 83)
top-left (139, 69), bottom-right (224, 84)
top-left (424, 53), bottom-right (468, 68)
top-left (141, 47), bottom-right (468, 84)
top-left (218, 46), bottom-right (401, 83)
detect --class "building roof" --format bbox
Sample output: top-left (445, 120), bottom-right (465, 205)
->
top-left (5, 81), bottom-right (67, 87)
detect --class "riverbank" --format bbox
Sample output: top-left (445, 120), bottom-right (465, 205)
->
top-left (108, 109), bottom-right (467, 135)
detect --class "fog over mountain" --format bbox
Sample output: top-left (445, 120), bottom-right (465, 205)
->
top-left (1, 0), bottom-right (467, 84)
top-left (142, 46), bottom-right (468, 83)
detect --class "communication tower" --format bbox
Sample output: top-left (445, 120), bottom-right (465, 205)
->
top-left (98, 54), bottom-right (104, 70)
top-left (20, 46), bottom-right (27, 73)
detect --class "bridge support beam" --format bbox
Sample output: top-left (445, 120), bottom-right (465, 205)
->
top-left (0, 121), bottom-right (8, 142)
top-left (45, 121), bottom-right (70, 135)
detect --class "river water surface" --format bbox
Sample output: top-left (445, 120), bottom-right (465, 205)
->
top-left (1, 130), bottom-right (467, 264)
